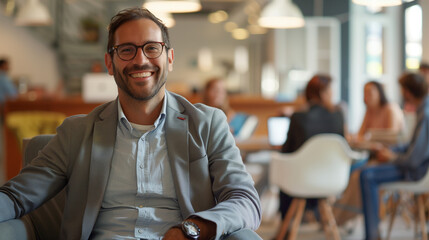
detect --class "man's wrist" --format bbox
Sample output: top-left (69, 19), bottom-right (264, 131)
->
top-left (172, 220), bottom-right (200, 239)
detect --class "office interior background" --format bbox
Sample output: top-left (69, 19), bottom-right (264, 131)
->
top-left (1, 0), bottom-right (428, 133)
top-left (1, 0), bottom-right (429, 239)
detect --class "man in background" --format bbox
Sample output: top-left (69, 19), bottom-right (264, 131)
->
top-left (0, 58), bottom-right (18, 105)
top-left (360, 72), bottom-right (429, 240)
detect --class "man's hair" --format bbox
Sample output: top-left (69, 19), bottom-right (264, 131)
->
top-left (365, 81), bottom-right (388, 106)
top-left (399, 72), bottom-right (428, 99)
top-left (305, 74), bottom-right (332, 102)
top-left (419, 62), bottom-right (429, 71)
top-left (107, 7), bottom-right (171, 56)
top-left (0, 58), bottom-right (8, 68)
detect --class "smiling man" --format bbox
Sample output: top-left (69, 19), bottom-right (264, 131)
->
top-left (0, 7), bottom-right (261, 240)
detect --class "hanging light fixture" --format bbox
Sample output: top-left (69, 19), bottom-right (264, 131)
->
top-left (15, 0), bottom-right (52, 26)
top-left (258, 0), bottom-right (305, 29)
top-left (352, 0), bottom-right (402, 7)
top-left (151, 11), bottom-right (176, 28)
top-left (143, 0), bottom-right (201, 13)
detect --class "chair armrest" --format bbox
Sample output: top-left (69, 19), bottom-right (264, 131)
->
top-left (0, 216), bottom-right (36, 240)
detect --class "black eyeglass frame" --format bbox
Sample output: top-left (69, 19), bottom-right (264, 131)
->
top-left (108, 42), bottom-right (167, 61)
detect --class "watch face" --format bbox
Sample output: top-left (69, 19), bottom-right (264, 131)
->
top-left (183, 221), bottom-right (200, 237)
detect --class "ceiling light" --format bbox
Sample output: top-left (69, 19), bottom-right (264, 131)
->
top-left (258, 0), bottom-right (305, 29)
top-left (248, 24), bottom-right (267, 35)
top-left (352, 0), bottom-right (402, 7)
top-left (143, 0), bottom-right (201, 13)
top-left (232, 28), bottom-right (249, 40)
top-left (208, 10), bottom-right (228, 24)
top-left (224, 21), bottom-right (238, 32)
top-left (151, 11), bottom-right (176, 28)
top-left (15, 0), bottom-right (52, 26)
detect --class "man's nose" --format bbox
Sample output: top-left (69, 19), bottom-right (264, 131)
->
top-left (133, 47), bottom-right (150, 64)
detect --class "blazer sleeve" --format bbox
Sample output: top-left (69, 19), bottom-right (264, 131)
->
top-left (0, 118), bottom-right (72, 220)
top-left (191, 109), bottom-right (261, 239)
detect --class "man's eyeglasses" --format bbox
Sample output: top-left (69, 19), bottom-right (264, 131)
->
top-left (109, 42), bottom-right (166, 61)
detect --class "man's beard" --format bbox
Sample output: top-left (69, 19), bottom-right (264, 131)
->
top-left (112, 60), bottom-right (167, 101)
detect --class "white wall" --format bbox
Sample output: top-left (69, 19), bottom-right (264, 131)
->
top-left (167, 14), bottom-right (251, 93)
top-left (421, 0), bottom-right (429, 63)
top-left (0, 11), bottom-right (60, 92)
top-left (349, 2), bottom-right (402, 133)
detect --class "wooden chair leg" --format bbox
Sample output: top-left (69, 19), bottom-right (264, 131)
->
top-left (417, 195), bottom-right (428, 240)
top-left (318, 199), bottom-right (333, 239)
top-left (379, 190), bottom-right (387, 221)
top-left (288, 199), bottom-right (306, 240)
top-left (276, 198), bottom-right (299, 240)
top-left (320, 199), bottom-right (341, 240)
top-left (386, 194), bottom-right (400, 240)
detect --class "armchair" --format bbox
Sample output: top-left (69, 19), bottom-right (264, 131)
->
top-left (0, 134), bottom-right (64, 240)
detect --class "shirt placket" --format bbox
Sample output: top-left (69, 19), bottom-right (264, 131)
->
top-left (135, 131), bottom-right (156, 238)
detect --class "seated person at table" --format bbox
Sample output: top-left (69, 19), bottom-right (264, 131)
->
top-left (355, 81), bottom-right (404, 144)
top-left (279, 74), bottom-right (346, 219)
top-left (360, 72), bottom-right (429, 240)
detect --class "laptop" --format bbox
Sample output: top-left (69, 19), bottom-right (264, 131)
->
top-left (229, 113), bottom-right (259, 141)
top-left (82, 73), bottom-right (118, 103)
top-left (267, 116), bottom-right (290, 146)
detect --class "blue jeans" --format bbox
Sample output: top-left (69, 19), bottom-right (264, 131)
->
top-left (360, 163), bottom-right (405, 240)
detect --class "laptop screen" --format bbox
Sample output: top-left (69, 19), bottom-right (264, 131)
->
top-left (267, 116), bottom-right (290, 146)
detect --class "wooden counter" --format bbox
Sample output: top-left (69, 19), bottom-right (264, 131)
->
top-left (3, 96), bottom-right (101, 180)
top-left (3, 94), bottom-right (294, 180)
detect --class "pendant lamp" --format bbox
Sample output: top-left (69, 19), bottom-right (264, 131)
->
top-left (258, 0), bottom-right (305, 29)
top-left (143, 0), bottom-right (201, 13)
top-left (352, 0), bottom-right (402, 7)
top-left (152, 11), bottom-right (176, 28)
top-left (15, 0), bottom-right (52, 26)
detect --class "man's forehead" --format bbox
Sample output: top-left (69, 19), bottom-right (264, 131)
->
top-left (114, 18), bottom-right (163, 42)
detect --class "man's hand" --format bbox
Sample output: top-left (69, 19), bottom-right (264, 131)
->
top-left (163, 217), bottom-right (216, 240)
top-left (163, 227), bottom-right (188, 240)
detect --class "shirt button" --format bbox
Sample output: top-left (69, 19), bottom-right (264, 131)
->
top-left (139, 165), bottom-right (143, 169)
top-left (138, 229), bottom-right (143, 234)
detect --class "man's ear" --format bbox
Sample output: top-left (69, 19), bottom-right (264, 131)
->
top-left (167, 48), bottom-right (174, 72)
top-left (105, 52), bottom-right (114, 75)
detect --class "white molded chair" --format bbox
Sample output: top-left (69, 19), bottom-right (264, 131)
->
top-left (380, 168), bottom-right (429, 240)
top-left (270, 134), bottom-right (365, 240)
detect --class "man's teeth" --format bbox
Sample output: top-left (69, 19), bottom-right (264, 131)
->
top-left (131, 72), bottom-right (151, 78)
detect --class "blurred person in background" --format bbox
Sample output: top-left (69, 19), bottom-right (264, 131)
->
top-left (0, 58), bottom-right (18, 105)
top-left (279, 74), bottom-right (346, 220)
top-left (355, 81), bottom-right (404, 143)
top-left (360, 72), bottom-right (429, 240)
top-left (202, 77), bottom-right (235, 122)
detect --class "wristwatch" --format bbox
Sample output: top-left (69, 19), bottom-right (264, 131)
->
top-left (174, 220), bottom-right (200, 239)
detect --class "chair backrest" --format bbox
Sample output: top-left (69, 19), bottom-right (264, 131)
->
top-left (23, 134), bottom-right (65, 240)
top-left (270, 134), bottom-right (354, 198)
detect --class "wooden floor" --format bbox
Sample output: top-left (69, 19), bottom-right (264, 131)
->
top-left (256, 188), bottom-right (427, 240)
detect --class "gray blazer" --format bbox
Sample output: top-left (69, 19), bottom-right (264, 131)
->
top-left (0, 91), bottom-right (261, 239)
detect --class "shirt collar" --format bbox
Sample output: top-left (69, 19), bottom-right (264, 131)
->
top-left (117, 95), bottom-right (167, 133)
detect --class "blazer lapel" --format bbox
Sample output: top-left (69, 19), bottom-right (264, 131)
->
top-left (165, 92), bottom-right (194, 218)
top-left (81, 101), bottom-right (118, 239)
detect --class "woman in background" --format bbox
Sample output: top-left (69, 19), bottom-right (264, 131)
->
top-left (356, 81), bottom-right (404, 142)
top-left (279, 74), bottom-right (346, 219)
top-left (334, 81), bottom-right (404, 230)
top-left (202, 77), bottom-right (235, 121)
